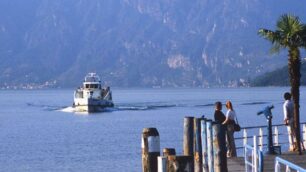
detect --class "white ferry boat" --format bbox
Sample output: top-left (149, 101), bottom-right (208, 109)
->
top-left (73, 73), bottom-right (114, 112)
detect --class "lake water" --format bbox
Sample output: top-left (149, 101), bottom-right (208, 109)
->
top-left (1, 87), bottom-right (306, 172)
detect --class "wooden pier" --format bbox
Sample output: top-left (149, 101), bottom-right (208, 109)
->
top-left (228, 151), bottom-right (306, 172)
top-left (142, 117), bottom-right (306, 172)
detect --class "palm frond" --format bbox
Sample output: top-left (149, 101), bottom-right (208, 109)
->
top-left (258, 29), bottom-right (283, 53)
top-left (258, 29), bottom-right (276, 41)
top-left (277, 14), bottom-right (304, 44)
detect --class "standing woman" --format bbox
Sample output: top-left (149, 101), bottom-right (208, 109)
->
top-left (222, 101), bottom-right (237, 157)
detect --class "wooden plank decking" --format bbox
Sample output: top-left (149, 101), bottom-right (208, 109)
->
top-left (228, 151), bottom-right (306, 172)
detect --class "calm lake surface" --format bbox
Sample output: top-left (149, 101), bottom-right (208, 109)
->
top-left (1, 87), bottom-right (306, 172)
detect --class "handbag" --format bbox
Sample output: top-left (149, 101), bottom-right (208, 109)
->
top-left (234, 116), bottom-right (241, 132)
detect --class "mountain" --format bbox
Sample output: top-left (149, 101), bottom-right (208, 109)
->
top-left (251, 61), bottom-right (306, 86)
top-left (0, 0), bottom-right (305, 88)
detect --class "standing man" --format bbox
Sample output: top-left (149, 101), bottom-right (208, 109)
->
top-left (283, 92), bottom-right (296, 151)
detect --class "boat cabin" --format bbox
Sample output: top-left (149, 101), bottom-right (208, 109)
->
top-left (83, 73), bottom-right (102, 89)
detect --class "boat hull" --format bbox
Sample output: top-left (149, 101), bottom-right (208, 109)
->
top-left (73, 98), bottom-right (114, 112)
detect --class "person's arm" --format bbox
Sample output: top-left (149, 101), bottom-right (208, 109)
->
top-left (222, 117), bottom-right (229, 125)
top-left (222, 111), bottom-right (229, 125)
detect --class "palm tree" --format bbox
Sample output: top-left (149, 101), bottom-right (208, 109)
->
top-left (258, 14), bottom-right (306, 155)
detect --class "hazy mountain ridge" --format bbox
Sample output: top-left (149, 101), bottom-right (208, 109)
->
top-left (251, 61), bottom-right (306, 87)
top-left (0, 0), bottom-right (305, 88)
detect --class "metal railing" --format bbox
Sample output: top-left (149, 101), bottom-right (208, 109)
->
top-left (275, 157), bottom-right (306, 172)
top-left (244, 136), bottom-right (263, 172)
top-left (235, 123), bottom-right (306, 153)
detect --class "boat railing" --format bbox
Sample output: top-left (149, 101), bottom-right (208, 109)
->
top-left (275, 156), bottom-right (306, 172)
top-left (235, 122), bottom-right (306, 154)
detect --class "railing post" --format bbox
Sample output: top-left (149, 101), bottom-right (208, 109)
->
top-left (275, 160), bottom-right (280, 172)
top-left (253, 136), bottom-right (258, 172)
top-left (201, 119), bottom-right (209, 172)
top-left (303, 124), bottom-right (306, 148)
top-left (243, 129), bottom-right (248, 147)
top-left (194, 118), bottom-right (202, 172)
top-left (259, 128), bottom-right (263, 151)
top-left (274, 126), bottom-right (279, 146)
top-left (285, 166), bottom-right (291, 172)
top-left (206, 120), bottom-right (214, 172)
top-left (244, 146), bottom-right (248, 172)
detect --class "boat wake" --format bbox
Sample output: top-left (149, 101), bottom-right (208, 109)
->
top-left (27, 101), bottom-right (273, 113)
top-left (26, 103), bottom-right (66, 111)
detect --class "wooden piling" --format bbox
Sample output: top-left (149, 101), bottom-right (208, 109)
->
top-left (201, 119), bottom-right (209, 172)
top-left (167, 155), bottom-right (194, 172)
top-left (194, 118), bottom-right (202, 172)
top-left (142, 128), bottom-right (160, 172)
top-left (206, 120), bottom-right (213, 172)
top-left (163, 148), bottom-right (176, 156)
top-left (212, 123), bottom-right (227, 172)
top-left (183, 116), bottom-right (194, 156)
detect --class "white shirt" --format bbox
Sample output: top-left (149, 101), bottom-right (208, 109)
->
top-left (283, 100), bottom-right (293, 120)
top-left (226, 110), bottom-right (236, 121)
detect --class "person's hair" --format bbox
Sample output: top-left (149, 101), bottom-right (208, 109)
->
top-left (226, 101), bottom-right (234, 111)
top-left (284, 92), bottom-right (291, 100)
top-left (215, 101), bottom-right (222, 110)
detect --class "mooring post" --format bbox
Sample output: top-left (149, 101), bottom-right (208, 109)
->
top-left (206, 120), bottom-right (214, 172)
top-left (184, 116), bottom-right (194, 156)
top-left (218, 123), bottom-right (227, 172)
top-left (212, 123), bottom-right (220, 172)
top-left (142, 128), bottom-right (160, 172)
top-left (158, 148), bottom-right (175, 172)
top-left (201, 118), bottom-right (209, 172)
top-left (163, 148), bottom-right (176, 156)
top-left (167, 155), bottom-right (194, 172)
top-left (194, 118), bottom-right (203, 172)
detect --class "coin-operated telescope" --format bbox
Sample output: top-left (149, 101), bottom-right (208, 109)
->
top-left (257, 105), bottom-right (280, 154)
top-left (257, 105), bottom-right (274, 119)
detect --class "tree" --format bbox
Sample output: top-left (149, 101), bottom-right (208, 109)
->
top-left (258, 14), bottom-right (306, 154)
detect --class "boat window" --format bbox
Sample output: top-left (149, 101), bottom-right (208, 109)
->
top-left (85, 84), bottom-right (89, 88)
